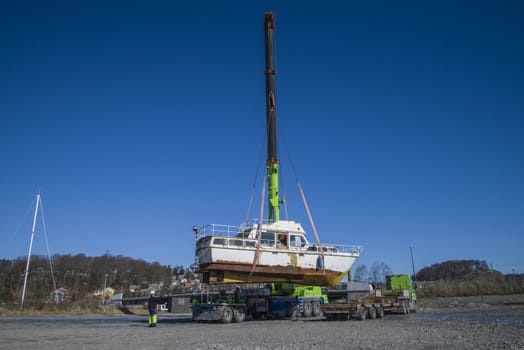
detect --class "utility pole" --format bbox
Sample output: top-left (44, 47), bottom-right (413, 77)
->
top-left (103, 273), bottom-right (108, 306)
top-left (20, 194), bottom-right (41, 310)
top-left (409, 245), bottom-right (416, 280)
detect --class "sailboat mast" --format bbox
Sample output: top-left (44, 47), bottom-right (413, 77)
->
top-left (264, 12), bottom-right (280, 223)
top-left (20, 193), bottom-right (40, 310)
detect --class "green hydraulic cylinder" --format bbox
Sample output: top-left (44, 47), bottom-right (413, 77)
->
top-left (267, 160), bottom-right (280, 223)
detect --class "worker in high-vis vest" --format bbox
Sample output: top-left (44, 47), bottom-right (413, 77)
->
top-left (148, 290), bottom-right (158, 327)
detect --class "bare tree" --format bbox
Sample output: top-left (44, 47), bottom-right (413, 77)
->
top-left (369, 261), bottom-right (392, 285)
top-left (353, 264), bottom-right (368, 281)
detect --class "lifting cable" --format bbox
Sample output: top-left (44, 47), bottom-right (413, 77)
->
top-left (249, 179), bottom-right (266, 279)
top-left (242, 138), bottom-right (266, 228)
top-left (296, 182), bottom-right (325, 269)
top-left (283, 142), bottom-right (325, 269)
top-left (279, 164), bottom-right (289, 220)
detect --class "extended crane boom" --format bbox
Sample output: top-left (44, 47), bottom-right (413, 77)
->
top-left (264, 12), bottom-right (281, 223)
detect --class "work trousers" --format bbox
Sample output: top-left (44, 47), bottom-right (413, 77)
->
top-left (148, 312), bottom-right (157, 326)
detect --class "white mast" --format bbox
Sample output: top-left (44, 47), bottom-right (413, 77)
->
top-left (20, 193), bottom-right (40, 310)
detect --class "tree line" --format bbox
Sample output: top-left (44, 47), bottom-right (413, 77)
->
top-left (414, 259), bottom-right (490, 281)
top-left (0, 253), bottom-right (183, 306)
top-left (352, 261), bottom-right (393, 284)
top-left (351, 259), bottom-right (524, 297)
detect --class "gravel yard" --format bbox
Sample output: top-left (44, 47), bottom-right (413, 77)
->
top-left (1, 299), bottom-right (523, 349)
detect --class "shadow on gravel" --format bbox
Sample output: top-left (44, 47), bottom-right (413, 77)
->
top-left (129, 315), bottom-right (194, 326)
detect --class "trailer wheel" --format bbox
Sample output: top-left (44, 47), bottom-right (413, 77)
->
top-left (221, 307), bottom-right (234, 323)
top-left (367, 306), bottom-right (376, 319)
top-left (410, 301), bottom-right (416, 313)
top-left (375, 306), bottom-right (384, 318)
top-left (357, 307), bottom-right (367, 320)
top-left (303, 301), bottom-right (313, 317)
top-left (312, 301), bottom-right (321, 317)
top-left (233, 308), bottom-right (246, 323)
top-left (402, 302), bottom-right (409, 315)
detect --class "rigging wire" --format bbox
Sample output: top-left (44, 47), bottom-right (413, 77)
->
top-left (39, 197), bottom-right (57, 292)
top-left (282, 140), bottom-right (325, 267)
top-left (249, 179), bottom-right (266, 279)
top-left (279, 161), bottom-right (289, 220)
top-left (11, 197), bottom-right (36, 240)
top-left (242, 137), bottom-right (266, 227)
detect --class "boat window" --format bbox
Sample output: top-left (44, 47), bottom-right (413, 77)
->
top-left (212, 238), bottom-right (227, 245)
top-left (261, 232), bottom-right (275, 247)
top-left (277, 233), bottom-right (288, 249)
top-left (236, 230), bottom-right (251, 239)
top-left (244, 240), bottom-right (256, 248)
top-left (290, 235), bottom-right (307, 248)
top-left (229, 239), bottom-right (243, 247)
top-left (197, 236), bottom-right (212, 249)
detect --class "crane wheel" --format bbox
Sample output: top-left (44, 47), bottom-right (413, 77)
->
top-left (312, 301), bottom-right (321, 317)
top-left (221, 306), bottom-right (234, 323)
top-left (303, 301), bottom-right (313, 317)
top-left (233, 308), bottom-right (246, 323)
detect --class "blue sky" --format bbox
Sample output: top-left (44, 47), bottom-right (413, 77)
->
top-left (2, 1), bottom-right (523, 276)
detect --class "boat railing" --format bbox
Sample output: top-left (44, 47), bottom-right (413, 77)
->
top-left (206, 237), bottom-right (362, 255)
top-left (197, 223), bottom-right (248, 238)
top-left (197, 223), bottom-right (362, 255)
top-left (306, 244), bottom-right (363, 255)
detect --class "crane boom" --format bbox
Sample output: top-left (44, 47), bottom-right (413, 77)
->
top-left (264, 12), bottom-right (280, 223)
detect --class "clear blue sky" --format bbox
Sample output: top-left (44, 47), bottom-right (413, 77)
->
top-left (2, 1), bottom-right (523, 276)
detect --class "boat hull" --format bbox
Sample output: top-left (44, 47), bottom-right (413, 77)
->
top-left (197, 245), bottom-right (359, 286)
top-left (200, 262), bottom-right (350, 286)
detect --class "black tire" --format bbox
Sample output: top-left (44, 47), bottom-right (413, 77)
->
top-left (367, 306), bottom-right (376, 319)
top-left (358, 307), bottom-right (367, 320)
top-left (312, 301), bottom-right (321, 317)
top-left (375, 306), bottom-right (384, 318)
top-left (303, 301), bottom-right (313, 317)
top-left (233, 308), bottom-right (246, 323)
top-left (409, 300), bottom-right (416, 313)
top-left (221, 307), bottom-right (234, 323)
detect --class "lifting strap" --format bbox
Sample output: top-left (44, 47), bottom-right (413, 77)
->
top-left (243, 139), bottom-right (266, 228)
top-left (284, 141), bottom-right (325, 269)
top-left (249, 179), bottom-right (266, 279)
top-left (297, 181), bottom-right (325, 269)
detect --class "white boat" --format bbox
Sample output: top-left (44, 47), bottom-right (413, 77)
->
top-left (193, 13), bottom-right (362, 287)
top-left (195, 220), bottom-right (362, 286)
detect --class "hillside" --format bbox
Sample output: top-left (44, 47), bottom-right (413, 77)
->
top-left (414, 260), bottom-right (524, 297)
top-left (0, 253), bottom-right (185, 309)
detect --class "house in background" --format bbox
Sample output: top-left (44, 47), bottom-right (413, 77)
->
top-left (48, 287), bottom-right (69, 303)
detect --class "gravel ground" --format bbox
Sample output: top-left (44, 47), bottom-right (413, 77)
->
top-left (0, 302), bottom-right (523, 349)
